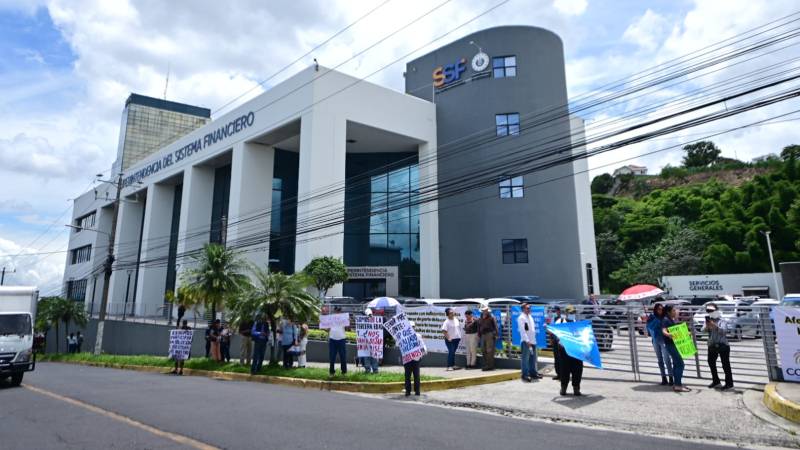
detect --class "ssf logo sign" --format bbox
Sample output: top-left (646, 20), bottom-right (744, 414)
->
top-left (433, 58), bottom-right (467, 88)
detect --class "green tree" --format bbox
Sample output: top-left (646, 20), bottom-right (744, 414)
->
top-left (591, 173), bottom-right (614, 195)
top-left (35, 296), bottom-right (61, 352)
top-left (246, 267), bottom-right (320, 364)
top-left (182, 243), bottom-right (249, 322)
top-left (780, 144), bottom-right (800, 161)
top-left (38, 297), bottom-right (88, 353)
top-left (682, 141), bottom-right (721, 168)
top-left (303, 256), bottom-right (348, 299)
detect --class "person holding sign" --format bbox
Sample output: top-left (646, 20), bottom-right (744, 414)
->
top-left (703, 305), bottom-right (733, 390)
top-left (441, 308), bottom-right (462, 371)
top-left (556, 305), bottom-right (584, 396)
top-left (328, 306), bottom-right (349, 376)
top-left (404, 321), bottom-right (426, 397)
top-left (661, 305), bottom-right (690, 392)
top-left (171, 320), bottom-right (192, 375)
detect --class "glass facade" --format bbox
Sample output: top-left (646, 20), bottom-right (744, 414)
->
top-left (209, 165), bottom-right (232, 244)
top-left (344, 153), bottom-right (420, 298)
top-left (164, 183), bottom-right (183, 300)
top-left (118, 103), bottom-right (209, 171)
top-left (269, 149), bottom-right (299, 274)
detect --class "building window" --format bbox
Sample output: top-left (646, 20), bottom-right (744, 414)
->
top-left (493, 55), bottom-right (517, 78)
top-left (74, 211), bottom-right (96, 231)
top-left (66, 279), bottom-right (88, 302)
top-left (496, 113), bottom-right (520, 137)
top-left (502, 239), bottom-right (528, 264)
top-left (499, 176), bottom-right (524, 198)
top-left (70, 245), bottom-right (92, 265)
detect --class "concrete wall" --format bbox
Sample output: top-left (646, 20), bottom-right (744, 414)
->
top-left (405, 26), bottom-right (590, 300)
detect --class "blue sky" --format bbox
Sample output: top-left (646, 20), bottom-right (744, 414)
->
top-left (0, 0), bottom-right (798, 294)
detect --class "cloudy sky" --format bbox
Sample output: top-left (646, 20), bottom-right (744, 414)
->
top-left (1, 0), bottom-right (799, 294)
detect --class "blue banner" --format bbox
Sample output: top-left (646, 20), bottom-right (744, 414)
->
top-left (510, 306), bottom-right (548, 348)
top-left (493, 309), bottom-right (503, 350)
top-left (546, 320), bottom-right (602, 369)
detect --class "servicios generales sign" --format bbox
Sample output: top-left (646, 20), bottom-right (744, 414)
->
top-left (123, 111), bottom-right (255, 187)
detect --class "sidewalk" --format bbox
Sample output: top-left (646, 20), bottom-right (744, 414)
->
top-left (304, 361), bottom-right (516, 380)
top-left (392, 365), bottom-right (800, 449)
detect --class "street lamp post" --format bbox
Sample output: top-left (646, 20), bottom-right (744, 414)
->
top-left (94, 173), bottom-right (123, 355)
top-left (761, 230), bottom-right (782, 299)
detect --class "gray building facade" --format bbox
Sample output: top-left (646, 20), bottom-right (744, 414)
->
top-left (404, 26), bottom-right (598, 299)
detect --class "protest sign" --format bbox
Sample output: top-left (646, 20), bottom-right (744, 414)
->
top-left (384, 312), bottom-right (426, 364)
top-left (404, 305), bottom-right (469, 354)
top-left (545, 320), bottom-right (602, 368)
top-left (319, 313), bottom-right (350, 329)
top-left (773, 307), bottom-right (800, 382)
top-left (667, 322), bottom-right (697, 359)
top-left (169, 329), bottom-right (193, 361)
top-left (511, 306), bottom-right (548, 348)
top-left (356, 315), bottom-right (384, 359)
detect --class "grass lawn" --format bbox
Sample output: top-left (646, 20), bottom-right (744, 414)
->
top-left (38, 353), bottom-right (443, 383)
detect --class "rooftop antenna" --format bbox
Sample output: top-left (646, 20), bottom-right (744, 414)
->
top-left (163, 62), bottom-right (170, 100)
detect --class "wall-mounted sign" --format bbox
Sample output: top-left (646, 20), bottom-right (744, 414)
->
top-left (689, 280), bottom-right (723, 291)
top-left (432, 52), bottom-right (491, 90)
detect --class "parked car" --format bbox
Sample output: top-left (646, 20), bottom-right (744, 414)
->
top-left (734, 299), bottom-right (778, 338)
top-left (692, 300), bottom-right (755, 340)
top-left (780, 294), bottom-right (800, 306)
top-left (507, 295), bottom-right (540, 304)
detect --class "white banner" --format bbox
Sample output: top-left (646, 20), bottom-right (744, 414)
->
top-left (169, 330), bottom-right (193, 361)
top-left (384, 312), bottom-right (426, 364)
top-left (319, 313), bottom-right (350, 329)
top-left (404, 305), bottom-right (470, 354)
top-left (356, 315), bottom-right (384, 359)
top-left (774, 307), bottom-right (800, 382)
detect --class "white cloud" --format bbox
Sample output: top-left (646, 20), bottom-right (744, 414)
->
top-left (553, 0), bottom-right (587, 16)
top-left (622, 9), bottom-right (672, 51)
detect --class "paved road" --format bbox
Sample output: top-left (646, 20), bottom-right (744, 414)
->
top-left (1, 363), bottom-right (737, 450)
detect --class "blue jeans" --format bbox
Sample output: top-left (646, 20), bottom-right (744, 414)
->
top-left (251, 340), bottom-right (267, 374)
top-left (521, 343), bottom-right (538, 378)
top-left (329, 339), bottom-right (347, 374)
top-left (666, 343), bottom-right (684, 385)
top-left (362, 356), bottom-right (379, 373)
top-left (445, 338), bottom-right (460, 367)
top-left (652, 339), bottom-right (672, 377)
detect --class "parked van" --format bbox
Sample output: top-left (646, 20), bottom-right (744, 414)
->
top-left (0, 286), bottom-right (38, 386)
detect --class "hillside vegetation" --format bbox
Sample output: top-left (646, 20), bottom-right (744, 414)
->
top-left (592, 142), bottom-right (800, 294)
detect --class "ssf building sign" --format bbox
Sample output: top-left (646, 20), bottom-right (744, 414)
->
top-left (432, 51), bottom-right (491, 90)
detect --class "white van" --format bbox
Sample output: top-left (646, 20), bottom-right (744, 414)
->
top-left (0, 286), bottom-right (38, 386)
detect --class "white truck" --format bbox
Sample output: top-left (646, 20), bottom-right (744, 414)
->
top-left (0, 286), bottom-right (38, 386)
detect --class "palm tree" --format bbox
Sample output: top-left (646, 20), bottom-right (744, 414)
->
top-left (168, 285), bottom-right (204, 328)
top-left (181, 243), bottom-right (249, 322)
top-left (247, 267), bottom-right (320, 364)
top-left (35, 296), bottom-right (60, 352)
top-left (58, 299), bottom-right (88, 351)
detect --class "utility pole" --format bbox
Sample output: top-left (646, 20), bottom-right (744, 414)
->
top-left (0, 266), bottom-right (14, 285)
top-left (94, 173), bottom-right (124, 355)
top-left (762, 230), bottom-right (782, 300)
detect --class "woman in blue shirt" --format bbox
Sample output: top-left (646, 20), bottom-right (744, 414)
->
top-left (661, 305), bottom-right (690, 392)
top-left (647, 301), bottom-right (672, 386)
top-left (278, 318), bottom-right (299, 369)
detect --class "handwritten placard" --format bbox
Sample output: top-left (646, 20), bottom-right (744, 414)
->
top-left (384, 312), bottom-right (426, 364)
top-left (668, 322), bottom-right (697, 359)
top-left (356, 315), bottom-right (384, 359)
top-left (319, 313), bottom-right (350, 329)
top-left (169, 330), bottom-right (193, 361)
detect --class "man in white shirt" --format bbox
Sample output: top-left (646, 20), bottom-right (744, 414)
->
top-left (517, 304), bottom-right (541, 381)
top-left (328, 306), bottom-right (349, 376)
top-left (441, 308), bottom-right (462, 371)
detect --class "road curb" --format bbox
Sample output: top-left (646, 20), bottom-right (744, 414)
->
top-left (41, 360), bottom-right (519, 393)
top-left (763, 382), bottom-right (800, 423)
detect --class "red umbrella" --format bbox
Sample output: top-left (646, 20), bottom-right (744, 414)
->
top-left (618, 284), bottom-right (664, 301)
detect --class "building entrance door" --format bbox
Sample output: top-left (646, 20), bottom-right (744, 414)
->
top-left (343, 279), bottom-right (386, 300)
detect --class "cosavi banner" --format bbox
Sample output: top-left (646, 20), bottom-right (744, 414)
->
top-left (546, 320), bottom-right (602, 368)
top-left (773, 307), bottom-right (800, 382)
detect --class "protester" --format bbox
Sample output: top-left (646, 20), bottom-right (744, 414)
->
top-left (204, 322), bottom-right (213, 358)
top-left (239, 317), bottom-right (254, 366)
top-left (220, 323), bottom-right (232, 363)
top-left (297, 322), bottom-right (309, 368)
top-left (76, 331), bottom-right (84, 353)
top-left (67, 333), bottom-right (77, 353)
top-left (176, 303), bottom-right (186, 326)
top-left (556, 305), bottom-right (583, 396)
top-left (209, 319), bottom-right (222, 362)
top-left (517, 304), bottom-right (541, 382)
top-left (441, 307), bottom-right (462, 371)
top-left (404, 321), bottom-right (426, 397)
top-left (278, 318), bottom-right (298, 369)
top-left (647, 301), bottom-right (673, 386)
top-left (361, 309), bottom-right (379, 374)
top-left (703, 304), bottom-right (734, 390)
top-left (661, 304), bottom-right (690, 392)
top-left (478, 306), bottom-right (498, 371)
top-left (463, 310), bottom-right (479, 369)
top-left (550, 306), bottom-right (564, 381)
top-left (328, 306), bottom-right (348, 376)
top-left (171, 320), bottom-right (191, 376)
top-left (250, 314), bottom-right (270, 375)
